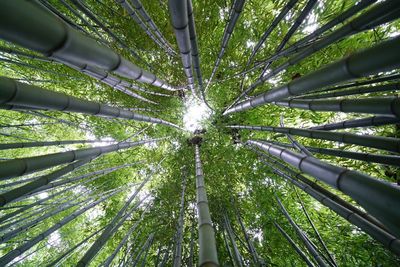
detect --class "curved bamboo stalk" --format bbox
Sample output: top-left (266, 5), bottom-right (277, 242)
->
top-left (296, 82), bottom-right (400, 99)
top-left (0, 188), bottom-right (120, 265)
top-left (298, 72), bottom-right (400, 98)
top-left (247, 140), bottom-right (400, 237)
top-left (0, 139), bottom-right (104, 150)
top-left (228, 125), bottom-right (400, 153)
top-left (188, 0), bottom-right (208, 105)
top-left (274, 221), bottom-right (315, 266)
top-left (0, 77), bottom-right (180, 129)
top-left (250, 0), bottom-right (377, 77)
top-left (205, 0), bottom-right (246, 92)
top-left (0, 46), bottom-right (56, 63)
top-left (223, 212), bottom-right (244, 267)
top-left (273, 97), bottom-right (400, 118)
top-left (195, 144), bottom-right (219, 267)
top-left (224, 0), bottom-right (400, 112)
top-left (310, 116), bottom-right (400, 131)
top-left (0, 1), bottom-right (177, 91)
top-left (168, 0), bottom-right (197, 96)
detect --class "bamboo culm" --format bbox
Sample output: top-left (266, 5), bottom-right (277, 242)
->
top-left (255, 152), bottom-right (400, 255)
top-left (0, 139), bottom-right (158, 181)
top-left (205, 0), bottom-right (246, 92)
top-left (168, 0), bottom-right (197, 96)
top-left (0, 139), bottom-right (104, 150)
top-left (247, 140), bottom-right (400, 237)
top-left (0, 1), bottom-right (177, 90)
top-left (173, 170), bottom-right (187, 267)
top-left (228, 125), bottom-right (400, 153)
top-left (224, 0), bottom-right (400, 112)
top-left (274, 97), bottom-right (400, 118)
top-left (195, 145), bottom-right (219, 266)
top-left (0, 188), bottom-right (120, 265)
top-left (274, 221), bottom-right (315, 267)
top-left (260, 0), bottom-right (318, 76)
top-left (76, 178), bottom-right (150, 266)
top-left (0, 77), bottom-right (180, 129)
top-left (276, 196), bottom-right (329, 267)
top-left (310, 116), bottom-right (400, 131)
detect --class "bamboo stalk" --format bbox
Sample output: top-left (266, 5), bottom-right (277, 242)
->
top-left (205, 0), bottom-right (246, 92)
top-left (195, 144), bottom-right (219, 267)
top-left (310, 116), bottom-right (400, 131)
top-left (224, 0), bottom-right (400, 113)
top-left (0, 1), bottom-right (177, 90)
top-left (228, 125), bottom-right (400, 153)
top-left (0, 77), bottom-right (180, 129)
top-left (248, 140), bottom-right (400, 237)
top-left (273, 97), bottom-right (400, 118)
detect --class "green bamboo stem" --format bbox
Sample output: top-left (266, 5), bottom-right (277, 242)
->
top-left (296, 82), bottom-right (400, 99)
top-left (0, 46), bottom-right (56, 63)
top-left (0, 139), bottom-right (158, 181)
top-left (0, 139), bottom-right (103, 150)
top-left (224, 1), bottom-right (400, 113)
top-left (0, 188), bottom-right (120, 265)
top-left (244, 0), bottom-right (298, 69)
top-left (77, 176), bottom-right (151, 266)
top-left (195, 144), bottom-right (219, 267)
top-left (205, 0), bottom-right (246, 92)
top-left (46, 227), bottom-right (105, 267)
top-left (168, 0), bottom-right (196, 96)
top-left (310, 116), bottom-right (400, 131)
top-left (223, 212), bottom-right (244, 267)
top-left (276, 196), bottom-right (329, 267)
top-left (248, 140), bottom-right (400, 237)
top-left (173, 170), bottom-right (187, 267)
top-left (0, 77), bottom-right (180, 129)
top-left (273, 97), bottom-right (400, 118)
top-left (228, 125), bottom-right (400, 153)
top-left (103, 207), bottom-right (148, 267)
top-left (260, 0), bottom-right (318, 77)
top-left (293, 188), bottom-right (337, 266)
top-left (248, 143), bottom-right (390, 231)
top-left (0, 1), bottom-right (177, 90)
top-left (261, 139), bottom-right (400, 167)
top-left (256, 153), bottom-right (400, 255)
top-left (298, 73), bottom-right (400, 98)
top-left (274, 221), bottom-right (315, 267)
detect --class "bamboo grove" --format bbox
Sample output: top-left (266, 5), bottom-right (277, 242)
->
top-left (0, 0), bottom-right (399, 266)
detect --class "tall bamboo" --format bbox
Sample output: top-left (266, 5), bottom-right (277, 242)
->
top-left (173, 170), bottom-right (187, 267)
top-left (248, 140), bottom-right (400, 237)
top-left (224, 0), bottom-right (400, 112)
top-left (0, 1), bottom-right (176, 90)
top-left (274, 221), bottom-right (315, 267)
top-left (77, 178), bottom-right (151, 266)
top-left (0, 188), bottom-right (120, 265)
top-left (310, 116), bottom-right (400, 131)
top-left (168, 0), bottom-right (196, 96)
top-left (205, 0), bottom-right (246, 91)
top-left (273, 97), bottom-right (400, 118)
top-left (0, 139), bottom-right (103, 150)
top-left (228, 125), bottom-right (400, 153)
top-left (0, 77), bottom-right (180, 128)
top-left (194, 144), bottom-right (219, 266)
